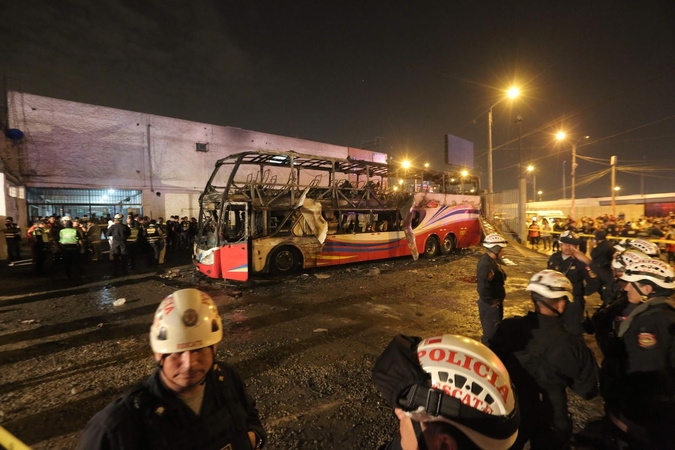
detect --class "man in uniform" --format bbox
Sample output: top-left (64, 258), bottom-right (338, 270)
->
top-left (145, 219), bottom-right (165, 267)
top-left (4, 216), bottom-right (22, 262)
top-left (591, 229), bottom-right (616, 304)
top-left (59, 216), bottom-right (85, 279)
top-left (476, 233), bottom-right (508, 344)
top-left (106, 213), bottom-right (130, 276)
top-left (373, 334), bottom-right (520, 450)
top-left (610, 259), bottom-right (675, 449)
top-left (547, 231), bottom-right (599, 335)
top-left (80, 288), bottom-right (266, 449)
top-left (490, 270), bottom-right (599, 449)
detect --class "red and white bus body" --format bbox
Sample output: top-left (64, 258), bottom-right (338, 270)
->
top-left (194, 151), bottom-right (481, 282)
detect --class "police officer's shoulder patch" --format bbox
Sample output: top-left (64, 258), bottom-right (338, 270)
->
top-left (637, 332), bottom-right (657, 348)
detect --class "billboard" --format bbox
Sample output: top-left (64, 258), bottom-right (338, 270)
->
top-left (445, 135), bottom-right (474, 168)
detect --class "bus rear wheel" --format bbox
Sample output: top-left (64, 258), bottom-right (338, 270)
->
top-left (270, 247), bottom-right (301, 275)
top-left (440, 234), bottom-right (455, 255)
top-left (424, 236), bottom-right (440, 257)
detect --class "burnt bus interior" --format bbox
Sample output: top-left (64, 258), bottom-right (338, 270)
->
top-left (197, 151), bottom-right (479, 247)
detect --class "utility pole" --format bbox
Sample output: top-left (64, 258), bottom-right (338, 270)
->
top-left (562, 161), bottom-right (566, 199)
top-left (517, 115), bottom-right (527, 243)
top-left (611, 156), bottom-right (617, 217)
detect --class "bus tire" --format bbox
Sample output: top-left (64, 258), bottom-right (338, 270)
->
top-left (270, 246), bottom-right (301, 275)
top-left (424, 236), bottom-right (440, 257)
top-left (440, 234), bottom-right (455, 255)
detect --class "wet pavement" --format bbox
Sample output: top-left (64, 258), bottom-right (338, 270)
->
top-left (0, 242), bottom-right (606, 449)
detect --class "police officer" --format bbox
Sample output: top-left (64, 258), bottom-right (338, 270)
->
top-left (126, 214), bottom-right (141, 270)
top-left (373, 334), bottom-right (519, 450)
top-left (547, 231), bottom-right (600, 335)
top-left (145, 219), bottom-right (165, 267)
top-left (3, 216), bottom-right (22, 262)
top-left (79, 288), bottom-right (266, 449)
top-left (490, 270), bottom-right (599, 449)
top-left (106, 213), bottom-right (130, 276)
top-left (476, 233), bottom-right (508, 345)
top-left (30, 219), bottom-right (49, 275)
top-left (610, 259), bottom-right (675, 449)
top-left (591, 229), bottom-right (616, 304)
top-left (59, 216), bottom-right (84, 279)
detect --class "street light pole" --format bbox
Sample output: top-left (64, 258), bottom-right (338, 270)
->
top-left (487, 87), bottom-right (520, 194)
top-left (517, 115), bottom-right (527, 243)
top-left (571, 141), bottom-right (577, 220)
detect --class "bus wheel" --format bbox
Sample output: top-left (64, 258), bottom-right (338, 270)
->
top-left (440, 234), bottom-right (455, 255)
top-left (424, 236), bottom-right (440, 257)
top-left (271, 247), bottom-right (300, 275)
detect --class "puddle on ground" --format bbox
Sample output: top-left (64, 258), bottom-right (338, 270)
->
top-left (94, 286), bottom-right (117, 308)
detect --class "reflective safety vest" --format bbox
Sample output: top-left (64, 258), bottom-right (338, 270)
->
top-left (127, 226), bottom-right (139, 243)
top-left (146, 224), bottom-right (160, 243)
top-left (59, 227), bottom-right (79, 245)
top-left (4, 224), bottom-right (21, 240)
top-left (34, 227), bottom-right (50, 244)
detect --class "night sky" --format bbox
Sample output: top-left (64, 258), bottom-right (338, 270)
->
top-left (1, 0), bottom-right (674, 198)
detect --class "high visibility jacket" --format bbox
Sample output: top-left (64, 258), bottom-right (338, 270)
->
top-left (4, 224), bottom-right (21, 240)
top-left (60, 227), bottom-right (79, 245)
top-left (146, 224), bottom-right (165, 243)
top-left (34, 227), bottom-right (50, 244)
top-left (127, 226), bottom-right (139, 243)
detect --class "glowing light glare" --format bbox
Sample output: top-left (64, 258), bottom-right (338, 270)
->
top-left (538, 190), bottom-right (543, 195)
top-left (556, 131), bottom-right (567, 140)
top-left (461, 170), bottom-right (469, 177)
top-left (398, 179), bottom-right (404, 185)
top-left (102, 194), bottom-right (108, 200)
top-left (108, 189), bottom-right (114, 194)
top-left (527, 165), bottom-right (534, 172)
top-left (507, 87), bottom-right (520, 99)
top-left (402, 160), bottom-right (411, 169)
top-left (614, 186), bottom-right (621, 191)
top-left (470, 188), bottom-right (475, 193)
top-left (450, 178), bottom-right (455, 182)
top-left (393, 186), bottom-right (399, 191)
top-left (424, 163), bottom-right (429, 168)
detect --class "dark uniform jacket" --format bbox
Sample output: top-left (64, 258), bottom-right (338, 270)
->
top-left (106, 222), bottom-right (131, 254)
top-left (476, 253), bottom-right (506, 305)
top-left (547, 252), bottom-right (599, 300)
top-left (490, 313), bottom-right (598, 447)
top-left (79, 362), bottom-right (266, 450)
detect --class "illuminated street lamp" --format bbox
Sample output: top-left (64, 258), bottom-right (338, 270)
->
top-left (460, 169), bottom-right (469, 194)
top-left (537, 190), bottom-right (543, 201)
top-left (556, 133), bottom-right (589, 219)
top-left (488, 87), bottom-right (520, 194)
top-left (614, 186), bottom-right (620, 191)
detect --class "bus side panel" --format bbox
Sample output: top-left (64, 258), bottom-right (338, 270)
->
top-left (318, 232), bottom-right (409, 266)
top-left (196, 248), bottom-right (222, 279)
top-left (414, 205), bottom-right (481, 249)
top-left (219, 243), bottom-right (249, 282)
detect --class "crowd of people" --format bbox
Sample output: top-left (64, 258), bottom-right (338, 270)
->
top-left (3, 213), bottom-right (199, 278)
top-left (527, 213), bottom-right (675, 259)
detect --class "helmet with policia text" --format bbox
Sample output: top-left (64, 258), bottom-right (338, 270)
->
top-left (620, 259), bottom-right (675, 290)
top-left (625, 239), bottom-right (660, 258)
top-left (113, 213), bottom-right (124, 221)
top-left (483, 233), bottom-right (508, 249)
top-left (559, 230), bottom-right (582, 245)
top-left (150, 288), bottom-right (223, 354)
top-left (525, 269), bottom-right (573, 300)
top-left (611, 249), bottom-right (649, 271)
top-left (373, 335), bottom-right (519, 450)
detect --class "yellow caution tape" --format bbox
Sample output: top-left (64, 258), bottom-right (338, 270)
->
top-left (0, 426), bottom-right (30, 450)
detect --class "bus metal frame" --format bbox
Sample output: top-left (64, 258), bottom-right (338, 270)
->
top-left (194, 150), bottom-right (481, 281)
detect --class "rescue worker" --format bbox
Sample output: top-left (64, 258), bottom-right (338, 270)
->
top-left (527, 218), bottom-right (540, 249)
top-left (552, 218), bottom-right (565, 252)
top-left (59, 216), bottom-right (84, 279)
top-left (79, 288), bottom-right (267, 449)
top-left (4, 216), bottom-right (22, 262)
top-left (373, 334), bottom-right (519, 450)
top-left (590, 229), bottom-right (616, 304)
top-left (610, 259), bottom-right (675, 449)
top-left (106, 213), bottom-right (130, 276)
top-left (180, 216), bottom-right (190, 250)
top-left (30, 219), bottom-right (49, 275)
top-left (614, 238), bottom-right (660, 258)
top-left (476, 233), bottom-right (508, 344)
top-left (590, 249), bottom-right (649, 434)
top-left (145, 219), bottom-right (165, 267)
top-left (490, 270), bottom-right (599, 449)
top-left (547, 231), bottom-right (599, 335)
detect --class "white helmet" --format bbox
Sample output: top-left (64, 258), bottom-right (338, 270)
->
top-left (611, 249), bottom-right (649, 271)
top-left (412, 335), bottom-right (519, 449)
top-left (483, 233), bottom-right (508, 249)
top-left (626, 239), bottom-right (660, 257)
top-left (525, 270), bottom-right (573, 300)
top-left (114, 213), bottom-right (124, 220)
top-left (621, 260), bottom-right (675, 290)
top-left (62, 215), bottom-right (72, 222)
top-left (559, 230), bottom-right (581, 245)
top-left (150, 289), bottom-right (223, 354)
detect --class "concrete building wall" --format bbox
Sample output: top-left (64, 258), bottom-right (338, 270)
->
top-left (3, 92), bottom-right (382, 221)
